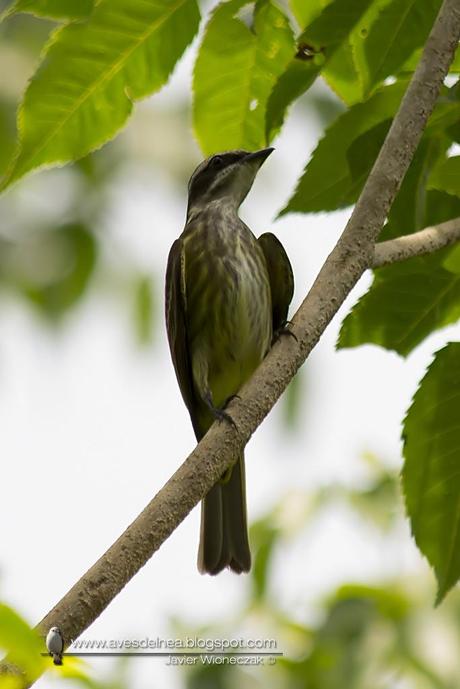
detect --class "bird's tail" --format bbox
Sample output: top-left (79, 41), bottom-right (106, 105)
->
top-left (53, 654), bottom-right (63, 666)
top-left (197, 453), bottom-right (251, 574)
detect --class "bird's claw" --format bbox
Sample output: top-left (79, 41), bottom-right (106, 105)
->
top-left (274, 320), bottom-right (298, 343)
top-left (213, 407), bottom-right (238, 430)
top-left (226, 394), bottom-right (241, 404)
top-left (204, 393), bottom-right (238, 431)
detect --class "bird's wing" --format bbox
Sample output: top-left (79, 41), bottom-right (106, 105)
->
top-left (165, 238), bottom-right (202, 440)
top-left (258, 232), bottom-right (294, 332)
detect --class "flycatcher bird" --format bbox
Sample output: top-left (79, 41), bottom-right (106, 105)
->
top-left (165, 148), bottom-right (293, 575)
top-left (46, 626), bottom-right (64, 665)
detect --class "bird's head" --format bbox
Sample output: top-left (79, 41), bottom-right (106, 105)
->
top-left (186, 147), bottom-right (274, 221)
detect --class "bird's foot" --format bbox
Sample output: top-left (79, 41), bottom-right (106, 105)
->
top-left (274, 320), bottom-right (298, 343)
top-left (226, 394), bottom-right (241, 404)
top-left (204, 393), bottom-right (238, 431)
top-left (214, 407), bottom-right (237, 429)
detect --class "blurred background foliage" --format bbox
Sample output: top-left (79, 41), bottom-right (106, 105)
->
top-left (172, 455), bottom-right (460, 689)
top-left (0, 6), bottom-right (191, 344)
top-left (3, 455), bottom-right (460, 688)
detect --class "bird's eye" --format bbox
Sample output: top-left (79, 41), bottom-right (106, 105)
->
top-left (211, 156), bottom-right (223, 168)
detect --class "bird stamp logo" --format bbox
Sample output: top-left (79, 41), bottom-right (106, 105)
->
top-left (46, 626), bottom-right (64, 666)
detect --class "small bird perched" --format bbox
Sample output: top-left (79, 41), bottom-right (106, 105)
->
top-left (165, 148), bottom-right (293, 574)
top-left (46, 626), bottom-right (64, 665)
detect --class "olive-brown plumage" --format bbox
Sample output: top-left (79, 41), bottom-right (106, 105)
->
top-left (165, 148), bottom-right (293, 574)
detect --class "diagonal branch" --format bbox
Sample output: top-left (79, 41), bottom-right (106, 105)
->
top-left (1, 0), bottom-right (460, 685)
top-left (373, 217), bottom-right (460, 268)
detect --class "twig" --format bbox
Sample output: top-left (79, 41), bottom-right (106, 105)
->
top-left (1, 0), bottom-right (460, 685)
top-left (373, 217), bottom-right (460, 267)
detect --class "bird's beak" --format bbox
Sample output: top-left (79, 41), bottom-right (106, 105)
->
top-left (244, 147), bottom-right (274, 165)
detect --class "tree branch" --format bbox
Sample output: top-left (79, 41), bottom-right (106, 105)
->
top-left (2, 0), bottom-right (460, 685)
top-left (373, 217), bottom-right (460, 268)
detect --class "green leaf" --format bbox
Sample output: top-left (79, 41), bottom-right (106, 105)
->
top-left (322, 40), bottom-right (363, 106)
top-left (447, 44), bottom-right (460, 73)
top-left (444, 244), bottom-right (460, 275)
top-left (337, 188), bottom-right (460, 355)
top-left (402, 343), bottom-right (460, 603)
top-left (1, 0), bottom-right (200, 190)
top-left (265, 58), bottom-right (317, 141)
top-left (447, 121), bottom-right (460, 145)
top-left (428, 156), bottom-right (460, 198)
top-left (324, 0), bottom-right (393, 105)
top-left (265, 0), bottom-right (376, 140)
top-left (425, 190), bottom-right (460, 228)
top-left (299, 0), bottom-right (375, 48)
top-left (346, 118), bottom-right (391, 180)
top-left (289, 0), bottom-right (331, 29)
top-left (347, 0), bottom-right (391, 102)
top-left (359, 0), bottom-right (442, 96)
top-left (379, 140), bottom-right (448, 241)
top-left (193, 0), bottom-right (294, 154)
top-left (338, 247), bottom-right (460, 356)
top-left (400, 43), bottom-right (460, 74)
top-left (0, 101), bottom-right (16, 177)
top-left (280, 80), bottom-right (406, 214)
top-left (281, 78), bottom-right (458, 216)
top-left (5, 0), bottom-right (93, 21)
top-left (339, 188), bottom-right (460, 356)
top-left (426, 84), bottom-right (460, 133)
top-left (0, 602), bottom-right (45, 677)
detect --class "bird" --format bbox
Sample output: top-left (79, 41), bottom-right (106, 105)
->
top-left (165, 147), bottom-right (294, 575)
top-left (46, 626), bottom-right (64, 665)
